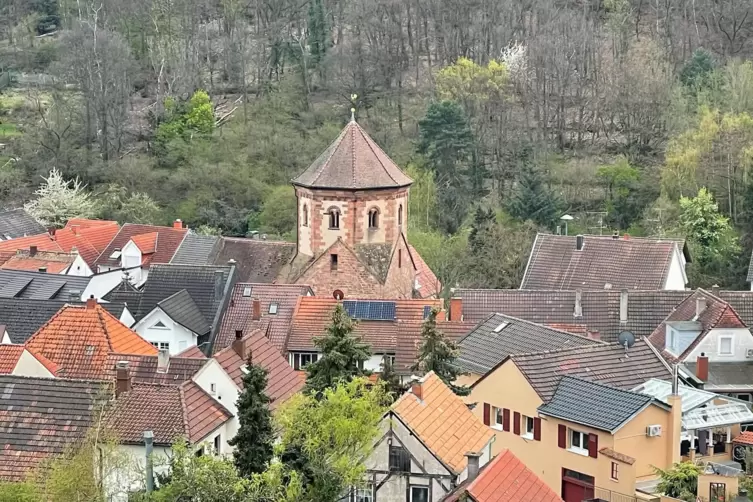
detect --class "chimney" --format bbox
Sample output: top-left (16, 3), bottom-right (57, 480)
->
top-left (38, 266), bottom-right (47, 273)
top-left (173, 219), bottom-right (183, 229)
top-left (696, 296), bottom-right (707, 317)
top-left (573, 289), bottom-right (583, 318)
top-left (411, 376), bottom-right (423, 401)
top-left (712, 284), bottom-right (720, 296)
top-left (696, 352), bottom-right (709, 382)
top-left (214, 270), bottom-right (224, 301)
top-left (48, 227), bottom-right (56, 237)
top-left (465, 452), bottom-right (482, 481)
top-left (157, 349), bottom-right (170, 373)
top-left (587, 330), bottom-right (600, 341)
top-left (612, 231), bottom-right (619, 240)
top-left (115, 361), bottom-right (131, 397)
top-left (449, 298), bottom-right (463, 321)
top-left (576, 234), bottom-right (584, 250)
top-left (232, 330), bottom-right (246, 359)
top-left (252, 299), bottom-right (261, 321)
top-left (666, 364), bottom-right (683, 466)
top-left (619, 289), bottom-right (629, 323)
top-left (71, 225), bottom-right (79, 236)
top-left (29, 245), bottom-right (37, 257)
top-left (86, 295), bottom-right (97, 309)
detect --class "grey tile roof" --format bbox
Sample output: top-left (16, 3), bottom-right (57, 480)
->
top-left (538, 375), bottom-right (661, 433)
top-left (0, 269), bottom-right (90, 300)
top-left (522, 233), bottom-right (687, 290)
top-left (210, 237), bottom-right (295, 283)
top-left (507, 338), bottom-right (673, 401)
top-left (170, 233), bottom-right (220, 265)
top-left (685, 362), bottom-right (753, 390)
top-left (102, 278), bottom-right (142, 308)
top-left (457, 313), bottom-right (602, 375)
top-left (0, 298), bottom-right (126, 343)
top-left (0, 209), bottom-right (45, 240)
top-left (158, 289), bottom-right (211, 335)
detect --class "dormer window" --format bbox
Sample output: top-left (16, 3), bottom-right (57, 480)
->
top-left (368, 208), bottom-right (379, 229)
top-left (110, 249), bottom-right (122, 260)
top-left (328, 207), bottom-right (340, 229)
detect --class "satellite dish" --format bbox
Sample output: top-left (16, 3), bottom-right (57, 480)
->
top-left (618, 331), bottom-right (635, 350)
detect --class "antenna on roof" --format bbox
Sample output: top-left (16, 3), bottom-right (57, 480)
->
top-left (618, 331), bottom-right (635, 356)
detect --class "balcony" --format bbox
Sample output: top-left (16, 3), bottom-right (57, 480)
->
top-left (583, 486), bottom-right (639, 502)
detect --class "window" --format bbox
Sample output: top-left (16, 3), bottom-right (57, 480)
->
top-left (398, 204), bottom-right (403, 226)
top-left (710, 482), bottom-right (726, 502)
top-left (737, 393), bottom-right (751, 402)
top-left (523, 415), bottom-right (535, 439)
top-left (328, 207), bottom-right (340, 229)
top-left (109, 249), bottom-right (122, 260)
top-left (410, 486), bottom-right (429, 502)
top-left (330, 253), bottom-right (338, 271)
top-left (719, 336), bottom-right (733, 356)
top-left (388, 445), bottom-right (410, 472)
top-left (290, 352), bottom-right (320, 370)
top-left (611, 462), bottom-right (619, 480)
top-left (151, 342), bottom-right (170, 351)
top-left (213, 434), bottom-right (221, 454)
top-left (269, 302), bottom-right (279, 315)
top-left (398, 249), bottom-right (402, 268)
top-left (492, 406), bottom-right (504, 429)
top-left (84, 345), bottom-right (95, 356)
top-left (195, 447), bottom-right (204, 457)
top-left (151, 320), bottom-right (168, 329)
top-left (569, 429), bottom-right (588, 455)
top-left (368, 208), bottom-right (379, 229)
top-left (382, 354), bottom-right (395, 368)
top-left (350, 485), bottom-right (373, 502)
top-left (302, 204), bottom-right (309, 227)
top-left (242, 287), bottom-right (252, 297)
top-left (210, 383), bottom-right (217, 394)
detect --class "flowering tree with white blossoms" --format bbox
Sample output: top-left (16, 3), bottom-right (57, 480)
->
top-left (24, 168), bottom-right (98, 228)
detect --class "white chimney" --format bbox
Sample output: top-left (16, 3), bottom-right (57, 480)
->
top-left (619, 290), bottom-right (628, 323)
top-left (574, 290), bottom-right (583, 318)
top-left (157, 349), bottom-right (170, 373)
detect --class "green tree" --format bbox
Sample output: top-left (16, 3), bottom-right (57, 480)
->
top-left (378, 358), bottom-right (405, 401)
top-left (307, 0), bottom-right (328, 64)
top-left (465, 218), bottom-right (537, 289)
top-left (418, 101), bottom-right (474, 234)
top-left (305, 304), bottom-right (371, 394)
top-left (228, 353), bottom-right (274, 478)
top-left (597, 156), bottom-right (642, 230)
top-left (257, 185), bottom-right (297, 238)
top-left (654, 462), bottom-right (701, 502)
top-left (680, 49), bottom-right (716, 91)
top-left (411, 308), bottom-right (468, 395)
top-left (97, 184), bottom-right (163, 224)
top-left (506, 163), bottom-right (559, 228)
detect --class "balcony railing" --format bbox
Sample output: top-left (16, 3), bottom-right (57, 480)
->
top-left (584, 486), bottom-right (639, 502)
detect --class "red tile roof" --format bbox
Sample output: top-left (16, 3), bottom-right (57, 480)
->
top-left (0, 344), bottom-right (24, 373)
top-left (0, 233), bottom-right (61, 253)
top-left (214, 330), bottom-right (303, 409)
top-left (734, 431), bottom-right (753, 446)
top-left (408, 245), bottom-right (441, 298)
top-left (95, 223), bottom-right (187, 268)
top-left (392, 372), bottom-right (495, 474)
top-left (287, 297), bottom-right (443, 352)
top-left (25, 303), bottom-right (157, 379)
top-left (174, 345), bottom-right (207, 359)
top-left (443, 449), bottom-right (563, 502)
top-left (1, 254), bottom-right (74, 273)
top-left (131, 232), bottom-right (159, 255)
top-left (104, 353), bottom-right (207, 384)
top-left (65, 218), bottom-right (118, 229)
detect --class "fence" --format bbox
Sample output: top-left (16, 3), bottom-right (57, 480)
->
top-left (586, 486), bottom-right (639, 502)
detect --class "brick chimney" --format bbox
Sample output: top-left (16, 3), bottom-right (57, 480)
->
top-left (157, 349), bottom-right (170, 373)
top-left (29, 245), bottom-right (37, 257)
top-left (252, 299), bottom-right (261, 321)
top-left (48, 227), bottom-right (56, 238)
top-left (232, 330), bottom-right (246, 359)
top-left (86, 295), bottom-right (97, 309)
top-left (576, 234), bottom-right (584, 250)
top-left (115, 361), bottom-right (131, 397)
top-left (574, 289), bottom-right (583, 318)
top-left (449, 298), bottom-right (462, 321)
top-left (619, 290), bottom-right (628, 323)
top-left (411, 376), bottom-right (423, 401)
top-left (696, 352), bottom-right (709, 382)
top-left (173, 219), bottom-right (183, 229)
top-left (465, 452), bottom-right (482, 481)
top-left (70, 225), bottom-right (80, 236)
top-left (587, 330), bottom-right (600, 341)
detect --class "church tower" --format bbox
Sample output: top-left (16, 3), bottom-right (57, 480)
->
top-left (291, 118), bottom-right (413, 258)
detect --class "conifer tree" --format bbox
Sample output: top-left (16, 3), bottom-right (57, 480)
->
top-left (305, 304), bottom-right (371, 394)
top-left (507, 163), bottom-right (559, 228)
top-left (378, 357), bottom-right (406, 402)
top-left (411, 308), bottom-right (469, 395)
top-left (228, 352), bottom-right (274, 478)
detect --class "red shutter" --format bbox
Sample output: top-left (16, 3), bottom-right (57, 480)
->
top-left (588, 433), bottom-right (598, 458)
top-left (534, 418), bottom-right (541, 441)
top-left (558, 424), bottom-right (567, 448)
top-left (513, 412), bottom-right (521, 435)
top-left (502, 408), bottom-right (510, 432)
top-left (483, 403), bottom-right (490, 426)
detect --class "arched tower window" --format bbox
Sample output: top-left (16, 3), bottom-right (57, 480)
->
top-left (398, 204), bottom-right (403, 226)
top-left (368, 208), bottom-right (379, 229)
top-left (302, 204), bottom-right (309, 227)
top-left (328, 207), bottom-right (340, 229)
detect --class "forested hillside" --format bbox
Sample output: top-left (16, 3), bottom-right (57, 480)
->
top-left (1, 0), bottom-right (753, 289)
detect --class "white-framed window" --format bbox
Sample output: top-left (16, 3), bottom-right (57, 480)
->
top-left (381, 354), bottom-right (395, 368)
top-left (719, 336), bottom-right (734, 356)
top-left (151, 342), bottom-right (170, 351)
top-left (410, 486), bottom-right (429, 502)
top-left (242, 287), bottom-right (252, 297)
top-left (523, 415), bottom-right (535, 439)
top-left (350, 485), bottom-right (373, 502)
top-left (289, 352), bottom-right (320, 370)
top-left (210, 383), bottom-right (217, 394)
top-left (491, 406), bottom-right (504, 430)
top-left (269, 302), bottom-right (279, 315)
top-left (213, 434), bottom-right (221, 454)
top-left (569, 429), bottom-right (588, 456)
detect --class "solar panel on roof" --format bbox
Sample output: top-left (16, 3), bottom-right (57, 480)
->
top-left (0, 277), bottom-right (32, 298)
top-left (28, 279), bottom-right (66, 300)
top-left (423, 306), bottom-right (431, 319)
top-left (342, 300), bottom-right (396, 321)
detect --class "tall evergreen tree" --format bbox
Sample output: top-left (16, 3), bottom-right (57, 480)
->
top-left (305, 304), bottom-right (371, 394)
top-left (507, 163), bottom-right (559, 228)
top-left (228, 352), bottom-right (274, 478)
top-left (378, 358), bottom-right (406, 402)
top-left (411, 308), bottom-right (469, 395)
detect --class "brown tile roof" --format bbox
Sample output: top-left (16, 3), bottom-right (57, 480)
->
top-left (103, 353), bottom-right (207, 385)
top-left (292, 120), bottom-right (413, 190)
top-left (211, 237), bottom-right (295, 283)
top-left (213, 283), bottom-right (312, 353)
top-left (25, 302), bottom-right (157, 379)
top-left (648, 289), bottom-right (746, 363)
top-left (443, 449), bottom-right (563, 502)
top-left (408, 245), bottom-right (441, 298)
top-left (107, 380), bottom-right (232, 445)
top-left (392, 372), bottom-right (494, 474)
top-left (287, 297), bottom-right (443, 352)
top-left (502, 339), bottom-right (672, 401)
top-left (213, 330), bottom-right (303, 409)
top-left (174, 345), bottom-right (207, 359)
top-left (522, 233), bottom-right (685, 290)
top-left (0, 376), bottom-right (106, 481)
top-left (394, 320), bottom-right (477, 375)
top-left (599, 447), bottom-right (636, 465)
top-left (96, 224), bottom-right (187, 268)
top-left (454, 289), bottom-right (691, 343)
top-left (65, 218), bottom-right (119, 229)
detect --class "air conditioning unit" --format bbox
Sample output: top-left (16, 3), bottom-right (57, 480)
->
top-left (646, 425), bottom-right (663, 437)
top-left (746, 348), bottom-right (753, 358)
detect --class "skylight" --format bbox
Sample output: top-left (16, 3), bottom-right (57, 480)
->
top-left (110, 250), bottom-right (122, 259)
top-left (242, 287), bottom-right (252, 297)
top-left (269, 303), bottom-right (278, 315)
top-left (494, 322), bottom-right (509, 333)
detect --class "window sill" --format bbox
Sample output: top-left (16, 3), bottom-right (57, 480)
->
top-left (568, 447), bottom-right (589, 457)
top-left (328, 227), bottom-right (340, 231)
top-left (521, 433), bottom-right (534, 440)
top-left (491, 424), bottom-right (504, 431)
